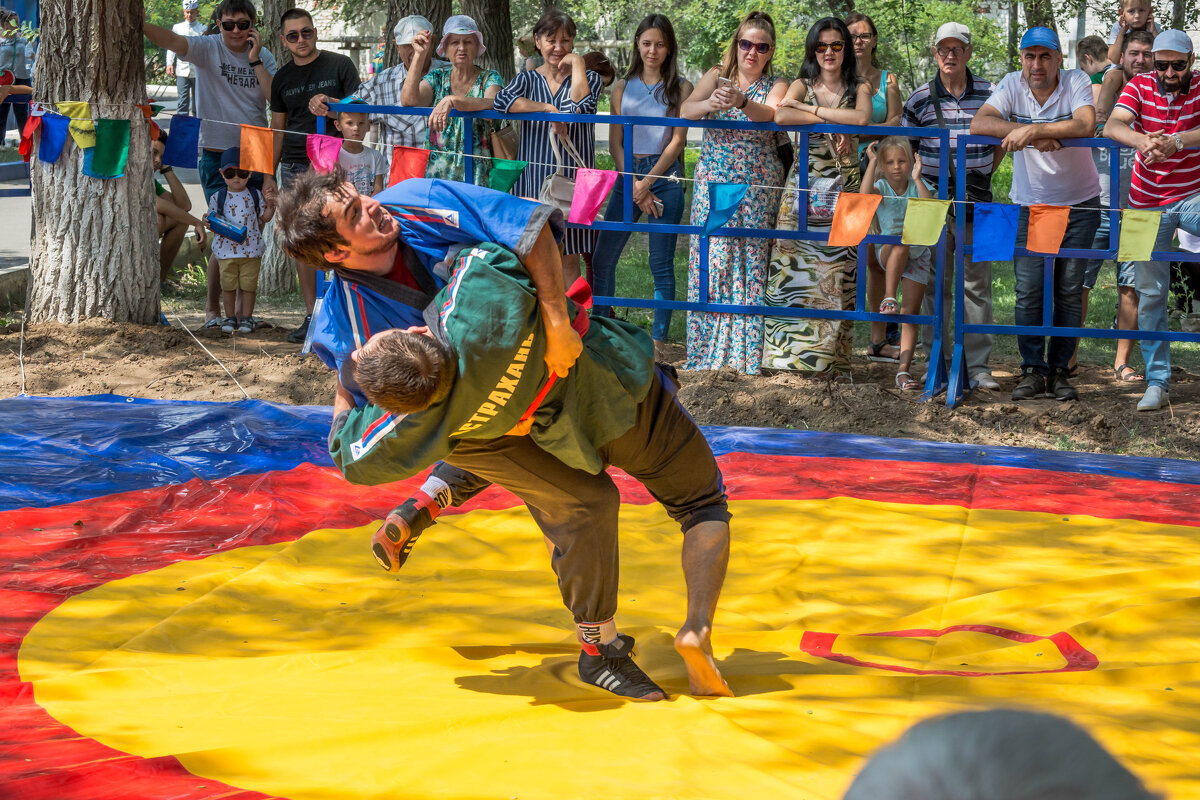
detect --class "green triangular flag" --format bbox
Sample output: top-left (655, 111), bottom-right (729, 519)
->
top-left (84, 118), bottom-right (131, 179)
top-left (489, 158), bottom-right (527, 193)
top-left (1117, 209), bottom-right (1162, 262)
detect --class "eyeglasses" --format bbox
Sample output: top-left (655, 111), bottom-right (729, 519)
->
top-left (814, 41), bottom-right (845, 54)
top-left (850, 33), bottom-right (875, 42)
top-left (936, 46), bottom-right (966, 58)
top-left (220, 19), bottom-right (252, 31)
top-left (738, 39), bottom-right (771, 54)
top-left (1155, 59), bottom-right (1189, 73)
top-left (222, 168), bottom-right (251, 179)
top-left (284, 27), bottom-right (315, 43)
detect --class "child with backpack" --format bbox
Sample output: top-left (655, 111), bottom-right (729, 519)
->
top-left (205, 147), bottom-right (275, 333)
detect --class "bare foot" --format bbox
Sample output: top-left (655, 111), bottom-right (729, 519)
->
top-left (674, 626), bottom-right (734, 697)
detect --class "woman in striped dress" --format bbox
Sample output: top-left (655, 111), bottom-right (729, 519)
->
top-left (494, 8), bottom-right (603, 281)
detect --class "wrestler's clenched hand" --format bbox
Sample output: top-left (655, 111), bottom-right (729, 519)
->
top-left (543, 317), bottom-right (583, 378)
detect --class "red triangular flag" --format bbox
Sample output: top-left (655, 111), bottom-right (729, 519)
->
top-left (389, 146), bottom-right (430, 186)
top-left (19, 114), bottom-right (41, 163)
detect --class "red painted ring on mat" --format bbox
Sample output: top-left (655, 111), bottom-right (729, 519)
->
top-left (800, 624), bottom-right (1099, 677)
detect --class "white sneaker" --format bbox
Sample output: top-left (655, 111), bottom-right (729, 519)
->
top-left (1137, 385), bottom-right (1167, 412)
top-left (970, 372), bottom-right (1000, 391)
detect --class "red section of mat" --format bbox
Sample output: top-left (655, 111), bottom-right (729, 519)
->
top-left (2, 454), bottom-right (1198, 799)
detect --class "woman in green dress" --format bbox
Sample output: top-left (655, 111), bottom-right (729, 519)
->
top-left (400, 15), bottom-right (504, 185)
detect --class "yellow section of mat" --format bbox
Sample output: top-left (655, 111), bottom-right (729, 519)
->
top-left (19, 498), bottom-right (1200, 800)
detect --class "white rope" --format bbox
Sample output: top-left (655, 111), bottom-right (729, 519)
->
top-left (171, 314), bottom-right (252, 400)
top-left (17, 309), bottom-right (26, 397)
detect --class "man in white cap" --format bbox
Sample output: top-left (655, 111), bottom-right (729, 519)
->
top-left (1104, 29), bottom-right (1200, 411)
top-left (972, 26), bottom-right (1100, 403)
top-left (166, 0), bottom-right (206, 116)
top-left (311, 15), bottom-right (449, 152)
top-left (902, 21), bottom-right (1003, 391)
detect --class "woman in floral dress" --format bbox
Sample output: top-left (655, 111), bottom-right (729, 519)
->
top-left (680, 11), bottom-right (788, 374)
top-left (763, 17), bottom-right (871, 374)
top-left (400, 15), bottom-right (503, 185)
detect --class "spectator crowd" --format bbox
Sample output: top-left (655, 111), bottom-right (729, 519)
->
top-left (140, 0), bottom-right (1200, 411)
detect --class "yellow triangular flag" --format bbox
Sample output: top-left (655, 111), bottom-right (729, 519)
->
top-left (901, 198), bottom-right (952, 246)
top-left (57, 102), bottom-right (96, 149)
top-left (1118, 209), bottom-right (1163, 262)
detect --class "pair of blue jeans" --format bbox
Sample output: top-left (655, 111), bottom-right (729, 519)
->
top-left (1012, 197), bottom-right (1100, 375)
top-left (175, 75), bottom-right (196, 117)
top-left (591, 157), bottom-right (684, 342)
top-left (1138, 193), bottom-right (1200, 389)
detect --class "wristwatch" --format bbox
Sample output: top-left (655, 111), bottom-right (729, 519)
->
top-left (249, 59), bottom-right (263, 67)
top-left (737, 94), bottom-right (749, 110)
top-left (1173, 133), bottom-right (1185, 152)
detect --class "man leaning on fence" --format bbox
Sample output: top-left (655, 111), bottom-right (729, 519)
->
top-left (902, 21), bottom-right (1002, 391)
top-left (971, 26), bottom-right (1100, 403)
top-left (1104, 30), bottom-right (1200, 412)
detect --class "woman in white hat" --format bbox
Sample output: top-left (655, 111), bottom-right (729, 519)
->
top-left (400, 15), bottom-right (503, 185)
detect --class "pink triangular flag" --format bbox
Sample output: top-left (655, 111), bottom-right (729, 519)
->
top-left (307, 134), bottom-right (343, 174)
top-left (567, 169), bottom-right (618, 225)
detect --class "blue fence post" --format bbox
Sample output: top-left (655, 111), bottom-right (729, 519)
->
top-left (945, 133), bottom-right (969, 407)
top-left (921, 128), bottom-right (952, 402)
top-left (461, 112), bottom-right (475, 185)
top-left (623, 122), bottom-right (634, 223)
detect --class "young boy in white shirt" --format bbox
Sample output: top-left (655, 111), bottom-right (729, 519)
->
top-left (206, 147), bottom-right (275, 333)
top-left (335, 97), bottom-right (388, 195)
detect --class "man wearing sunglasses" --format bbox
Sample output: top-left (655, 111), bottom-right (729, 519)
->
top-left (144, 0), bottom-right (280, 328)
top-left (269, 8), bottom-right (360, 345)
top-left (1104, 30), bottom-right (1200, 411)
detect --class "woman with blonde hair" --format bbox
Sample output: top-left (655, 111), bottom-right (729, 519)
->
top-left (680, 11), bottom-right (788, 374)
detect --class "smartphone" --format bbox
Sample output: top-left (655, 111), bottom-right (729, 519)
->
top-left (652, 199), bottom-right (664, 214)
top-left (716, 77), bottom-right (733, 89)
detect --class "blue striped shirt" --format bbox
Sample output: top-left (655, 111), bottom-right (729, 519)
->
top-left (902, 70), bottom-right (996, 186)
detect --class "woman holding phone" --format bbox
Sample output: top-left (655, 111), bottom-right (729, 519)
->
top-left (590, 14), bottom-right (693, 358)
top-left (680, 11), bottom-right (787, 374)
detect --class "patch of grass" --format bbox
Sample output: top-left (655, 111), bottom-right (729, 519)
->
top-left (0, 145), bottom-right (19, 163)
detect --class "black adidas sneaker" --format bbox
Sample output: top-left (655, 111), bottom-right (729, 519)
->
top-left (578, 634), bottom-right (666, 700)
top-left (370, 492), bottom-right (441, 572)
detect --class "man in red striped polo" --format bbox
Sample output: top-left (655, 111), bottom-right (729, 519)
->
top-left (1105, 29), bottom-right (1200, 411)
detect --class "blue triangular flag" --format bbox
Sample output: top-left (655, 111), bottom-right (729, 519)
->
top-left (37, 113), bottom-right (70, 164)
top-left (971, 203), bottom-right (1019, 262)
top-left (704, 182), bottom-right (750, 235)
top-left (161, 114), bottom-right (200, 169)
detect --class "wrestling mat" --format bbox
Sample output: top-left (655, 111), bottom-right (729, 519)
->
top-left (2, 395), bottom-right (1199, 800)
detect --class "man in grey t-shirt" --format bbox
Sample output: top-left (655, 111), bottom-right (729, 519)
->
top-left (144, 0), bottom-right (279, 325)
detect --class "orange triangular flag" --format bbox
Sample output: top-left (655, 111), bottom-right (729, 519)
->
top-left (1025, 205), bottom-right (1071, 255)
top-left (239, 125), bottom-right (274, 175)
top-left (828, 192), bottom-right (883, 247)
top-left (389, 145), bottom-right (431, 186)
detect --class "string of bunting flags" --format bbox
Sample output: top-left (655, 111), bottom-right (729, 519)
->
top-left (14, 101), bottom-right (1169, 262)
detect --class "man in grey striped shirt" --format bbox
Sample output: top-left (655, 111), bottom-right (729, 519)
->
top-left (902, 22), bottom-right (1003, 391)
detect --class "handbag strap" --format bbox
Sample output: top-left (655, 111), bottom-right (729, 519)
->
top-left (548, 127), bottom-right (586, 173)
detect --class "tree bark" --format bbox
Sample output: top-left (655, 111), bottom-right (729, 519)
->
top-left (462, 0), bottom-right (516, 81)
top-left (382, 0), bottom-right (451, 70)
top-left (1023, 0), bottom-right (1057, 31)
top-left (28, 0), bottom-right (158, 324)
top-left (1007, 0), bottom-right (1020, 72)
top-left (1172, 0), bottom-right (1189, 31)
top-left (260, 0), bottom-right (296, 69)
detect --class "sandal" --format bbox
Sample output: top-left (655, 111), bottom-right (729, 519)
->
top-left (895, 371), bottom-right (919, 391)
top-left (867, 341), bottom-right (900, 363)
top-left (880, 297), bottom-right (899, 314)
top-left (1114, 363), bottom-right (1143, 382)
top-left (200, 317), bottom-right (222, 330)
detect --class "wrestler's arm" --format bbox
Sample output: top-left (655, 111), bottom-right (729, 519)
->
top-left (524, 223), bottom-right (582, 377)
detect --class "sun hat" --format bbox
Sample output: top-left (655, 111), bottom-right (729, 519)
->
top-left (1019, 27), bottom-right (1061, 51)
top-left (182, 0), bottom-right (199, 10)
top-left (393, 15), bottom-right (433, 46)
top-left (436, 15), bottom-right (486, 57)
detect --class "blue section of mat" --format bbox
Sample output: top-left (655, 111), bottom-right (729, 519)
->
top-left (4, 395), bottom-right (1200, 512)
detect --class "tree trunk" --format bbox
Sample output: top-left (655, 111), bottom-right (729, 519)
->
top-left (462, 0), bottom-right (516, 81)
top-left (1007, 0), bottom-right (1020, 72)
top-left (1172, 0), bottom-right (1189, 31)
top-left (28, 0), bottom-right (158, 324)
top-left (1023, 0), bottom-right (1057, 31)
top-left (260, 0), bottom-right (296, 69)
top-left (382, 0), bottom-right (451, 70)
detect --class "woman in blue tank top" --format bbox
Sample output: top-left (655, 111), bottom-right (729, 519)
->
top-left (590, 14), bottom-right (693, 357)
top-left (847, 12), bottom-right (904, 361)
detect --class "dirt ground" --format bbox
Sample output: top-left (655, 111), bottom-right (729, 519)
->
top-left (3, 304), bottom-right (1200, 461)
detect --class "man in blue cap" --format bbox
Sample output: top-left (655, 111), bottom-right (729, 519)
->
top-left (1104, 29), bottom-right (1200, 411)
top-left (972, 27), bottom-right (1100, 402)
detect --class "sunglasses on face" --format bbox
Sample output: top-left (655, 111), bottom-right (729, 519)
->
top-left (1155, 59), bottom-right (1189, 72)
top-left (815, 41), bottom-right (845, 54)
top-left (284, 27), bottom-right (315, 43)
top-left (222, 168), bottom-right (251, 179)
top-left (220, 19), bottom-right (252, 31)
top-left (738, 39), bottom-right (771, 54)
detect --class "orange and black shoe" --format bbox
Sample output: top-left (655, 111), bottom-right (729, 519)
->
top-left (578, 634), bottom-right (667, 701)
top-left (370, 491), bottom-right (442, 573)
